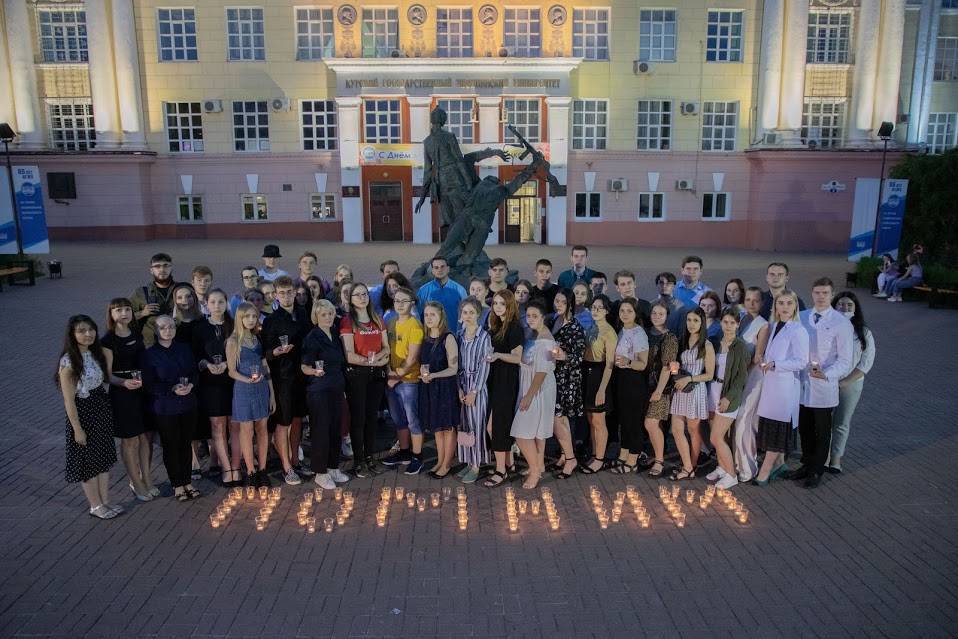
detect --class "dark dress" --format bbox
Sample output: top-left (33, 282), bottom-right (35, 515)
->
top-left (487, 320), bottom-right (524, 452)
top-left (418, 332), bottom-right (461, 433)
top-left (61, 352), bottom-right (117, 483)
top-left (646, 330), bottom-right (679, 420)
top-left (101, 331), bottom-right (146, 438)
top-left (552, 317), bottom-right (585, 418)
top-left (191, 318), bottom-right (234, 419)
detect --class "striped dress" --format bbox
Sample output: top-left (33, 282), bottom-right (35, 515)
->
top-left (457, 326), bottom-right (492, 467)
top-left (669, 347), bottom-right (708, 419)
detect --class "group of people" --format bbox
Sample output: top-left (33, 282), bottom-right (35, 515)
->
top-left (58, 244), bottom-right (876, 520)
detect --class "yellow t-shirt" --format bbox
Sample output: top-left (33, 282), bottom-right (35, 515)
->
top-left (388, 316), bottom-right (424, 382)
top-left (585, 322), bottom-right (617, 362)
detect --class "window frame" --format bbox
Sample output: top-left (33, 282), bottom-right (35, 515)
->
top-left (165, 102), bottom-right (204, 153)
top-left (361, 7), bottom-right (399, 58)
top-left (503, 7), bottom-right (542, 57)
top-left (436, 7), bottom-right (474, 58)
top-left (572, 7), bottom-right (610, 61)
top-left (225, 6), bottom-right (266, 61)
top-left (701, 101), bottom-right (738, 152)
top-left (37, 8), bottom-right (89, 64)
top-left (300, 99), bottom-right (339, 151)
top-left (806, 10), bottom-right (853, 65)
top-left (926, 112), bottom-right (958, 154)
top-left (157, 7), bottom-right (199, 62)
top-left (638, 8), bottom-right (677, 62)
top-left (701, 192), bottom-right (730, 221)
top-left (177, 195), bottom-right (204, 223)
top-left (801, 98), bottom-right (846, 148)
top-left (362, 98), bottom-right (402, 143)
top-left (241, 193), bottom-right (269, 222)
top-left (232, 101), bottom-right (271, 152)
top-left (573, 191), bottom-right (602, 221)
top-left (47, 99), bottom-right (96, 152)
top-left (705, 10), bottom-right (744, 63)
top-left (571, 99), bottom-right (609, 150)
top-left (638, 192), bottom-right (666, 221)
top-left (435, 98), bottom-right (476, 145)
top-left (934, 37), bottom-right (958, 82)
top-left (503, 97), bottom-right (542, 143)
top-left (309, 192), bottom-right (338, 221)
top-left (636, 99), bottom-right (673, 151)
top-left (294, 6), bottom-right (336, 61)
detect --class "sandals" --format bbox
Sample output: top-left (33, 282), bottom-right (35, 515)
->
top-left (670, 467), bottom-right (695, 481)
top-left (89, 504), bottom-right (119, 519)
top-left (611, 461), bottom-right (637, 474)
top-left (129, 482), bottom-right (154, 502)
top-left (191, 469), bottom-right (203, 482)
top-left (175, 491), bottom-right (191, 503)
top-left (579, 458), bottom-right (611, 475)
top-left (186, 488), bottom-right (203, 500)
top-left (648, 460), bottom-right (665, 477)
top-left (483, 470), bottom-right (507, 488)
top-left (556, 458), bottom-right (579, 479)
top-left (552, 456), bottom-right (572, 471)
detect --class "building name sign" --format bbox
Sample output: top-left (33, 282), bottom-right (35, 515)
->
top-left (345, 78), bottom-right (562, 89)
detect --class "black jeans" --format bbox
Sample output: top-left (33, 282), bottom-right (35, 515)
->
top-left (798, 405), bottom-right (833, 475)
top-left (614, 368), bottom-right (648, 455)
top-left (307, 390), bottom-right (343, 474)
top-left (345, 366), bottom-right (386, 461)
top-left (155, 409), bottom-right (197, 488)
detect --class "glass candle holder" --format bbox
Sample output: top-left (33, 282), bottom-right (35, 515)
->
top-left (738, 508), bottom-right (749, 524)
top-left (700, 496), bottom-right (710, 509)
top-left (306, 517), bottom-right (316, 533)
top-left (706, 485), bottom-right (716, 497)
top-left (246, 486), bottom-right (255, 500)
top-left (344, 498), bottom-right (355, 509)
top-left (335, 512), bottom-right (345, 526)
top-left (671, 485), bottom-right (681, 500)
top-left (343, 491), bottom-right (353, 501)
top-left (260, 507), bottom-right (271, 519)
top-left (456, 486), bottom-right (466, 496)
top-left (459, 519), bottom-right (468, 531)
top-left (258, 487), bottom-right (268, 501)
top-left (530, 500), bottom-right (541, 515)
top-left (675, 513), bottom-right (687, 528)
top-left (508, 519), bottom-right (519, 532)
top-left (340, 507), bottom-right (350, 519)
top-left (395, 486), bottom-right (404, 501)
top-left (271, 487), bottom-right (281, 499)
top-left (612, 507), bottom-right (622, 523)
top-left (376, 514), bottom-right (386, 527)
top-left (598, 515), bottom-right (609, 529)
top-left (255, 517), bottom-right (266, 531)
top-left (639, 514), bottom-right (650, 528)
top-left (685, 490), bottom-right (695, 504)
top-left (635, 507), bottom-right (647, 517)
top-left (626, 485), bottom-right (637, 497)
top-left (549, 516), bottom-right (560, 530)
top-left (430, 493), bottom-right (440, 508)
top-left (518, 500), bottom-right (528, 515)
top-left (417, 497), bottom-right (426, 512)
top-left (297, 513), bottom-right (308, 526)
top-left (312, 488), bottom-right (322, 501)
top-left (438, 487), bottom-right (450, 501)
top-left (334, 488), bottom-right (343, 501)
top-left (324, 517), bottom-right (334, 532)
top-left (407, 492), bottom-right (416, 507)
top-left (615, 491), bottom-right (626, 503)
top-left (209, 514), bottom-right (221, 528)
top-left (378, 504), bottom-right (388, 517)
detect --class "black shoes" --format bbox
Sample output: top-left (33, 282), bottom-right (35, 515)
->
top-left (788, 466), bottom-right (810, 481)
top-left (804, 473), bottom-right (823, 489)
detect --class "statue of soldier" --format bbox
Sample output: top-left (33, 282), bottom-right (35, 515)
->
top-left (415, 107), bottom-right (475, 230)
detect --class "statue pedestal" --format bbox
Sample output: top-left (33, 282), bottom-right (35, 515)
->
top-left (411, 249), bottom-right (518, 290)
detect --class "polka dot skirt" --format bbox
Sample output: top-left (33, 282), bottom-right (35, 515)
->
top-left (65, 387), bottom-right (117, 483)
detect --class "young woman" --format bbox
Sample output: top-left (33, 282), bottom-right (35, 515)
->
top-left (732, 287), bottom-right (770, 482)
top-left (514, 279), bottom-right (533, 328)
top-left (580, 294), bottom-right (616, 474)
top-left (875, 253), bottom-right (899, 293)
top-left (171, 283), bottom-right (208, 481)
top-left (301, 299), bottom-right (351, 489)
top-left (192, 289), bottom-right (237, 486)
top-left (669, 307), bottom-right (715, 480)
top-left (456, 297), bottom-right (492, 484)
top-left (340, 282), bottom-right (390, 478)
top-left (550, 288), bottom-right (585, 478)
top-left (723, 278), bottom-right (746, 316)
top-left (881, 253), bottom-right (923, 302)
top-left (483, 289), bottom-right (524, 487)
top-left (698, 291), bottom-right (723, 340)
top-left (510, 300), bottom-right (557, 490)
top-left (754, 290), bottom-right (809, 484)
top-left (305, 275), bottom-right (327, 305)
top-left (468, 277), bottom-right (492, 328)
top-left (418, 301), bottom-right (460, 479)
top-left (102, 298), bottom-right (155, 500)
top-left (227, 302), bottom-right (276, 488)
top-left (644, 302), bottom-right (679, 477)
top-left (327, 264), bottom-right (354, 301)
top-left (259, 281), bottom-right (278, 316)
top-left (243, 287), bottom-right (267, 326)
top-left (57, 314), bottom-right (120, 519)
top-left (381, 272), bottom-right (418, 323)
top-left (571, 281), bottom-right (595, 331)
top-left (704, 308), bottom-right (750, 489)
top-left (294, 282), bottom-right (313, 316)
top-left (141, 315), bottom-right (201, 501)
top-left (383, 287), bottom-right (425, 473)
top-left (611, 298), bottom-right (650, 473)
top-left (828, 291), bottom-right (876, 473)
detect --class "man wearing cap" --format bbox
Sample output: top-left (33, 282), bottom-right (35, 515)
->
top-left (259, 244), bottom-right (290, 283)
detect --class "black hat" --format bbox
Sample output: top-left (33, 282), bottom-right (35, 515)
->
top-left (262, 244), bottom-right (281, 258)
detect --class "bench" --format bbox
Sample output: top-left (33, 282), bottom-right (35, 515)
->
top-left (910, 285), bottom-right (958, 309)
top-left (0, 260), bottom-right (36, 292)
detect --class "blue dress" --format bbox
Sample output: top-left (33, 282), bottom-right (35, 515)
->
top-left (232, 339), bottom-right (270, 422)
top-left (418, 332), bottom-right (461, 433)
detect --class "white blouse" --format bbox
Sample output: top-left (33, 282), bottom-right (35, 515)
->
top-left (59, 351), bottom-right (105, 399)
top-left (616, 325), bottom-right (649, 359)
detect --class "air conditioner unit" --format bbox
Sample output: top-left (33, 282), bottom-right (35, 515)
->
top-left (271, 98), bottom-right (291, 112)
top-left (633, 60), bottom-right (655, 75)
top-left (390, 49), bottom-right (408, 58)
top-left (203, 99), bottom-right (223, 113)
top-left (763, 132), bottom-right (780, 145)
top-left (803, 127), bottom-right (821, 149)
top-left (675, 179), bottom-right (693, 191)
top-left (681, 102), bottom-right (699, 116)
top-left (608, 179), bottom-right (629, 192)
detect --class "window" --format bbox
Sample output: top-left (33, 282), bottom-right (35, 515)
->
top-left (637, 100), bottom-right (672, 150)
top-left (226, 7), bottom-right (266, 61)
top-left (934, 37), bottom-right (958, 81)
top-left (503, 98), bottom-right (541, 143)
top-left (49, 102), bottom-right (95, 151)
top-left (295, 7), bottom-right (335, 60)
top-left (363, 99), bottom-right (401, 143)
top-left (701, 101), bottom-right (737, 151)
top-left (178, 195), bottom-right (203, 222)
top-left (242, 194), bottom-right (268, 221)
top-left (437, 8), bottom-right (473, 57)
top-left (504, 8), bottom-right (541, 57)
top-left (232, 101), bottom-right (270, 151)
top-left (806, 11), bottom-right (852, 64)
top-left (574, 192), bottom-right (601, 219)
top-left (638, 193), bottom-right (665, 220)
top-left (572, 8), bottom-right (610, 61)
top-left (639, 10), bottom-right (676, 62)
top-left (926, 113), bottom-right (958, 154)
top-left (302, 100), bottom-right (338, 150)
top-left (802, 99), bottom-right (845, 148)
top-left (572, 99), bottom-right (608, 150)
top-left (158, 8), bottom-right (198, 61)
top-left (706, 11), bottom-right (743, 62)
top-left (702, 193), bottom-right (729, 220)
top-left (165, 102), bottom-right (204, 152)
top-left (37, 10), bottom-right (88, 63)
top-left (362, 8), bottom-right (399, 58)
top-left (436, 99), bottom-right (475, 144)
top-left (310, 193), bottom-right (337, 220)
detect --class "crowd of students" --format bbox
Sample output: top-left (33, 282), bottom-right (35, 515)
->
top-left (57, 245), bottom-right (877, 520)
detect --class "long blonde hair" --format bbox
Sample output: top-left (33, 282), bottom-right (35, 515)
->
top-left (231, 302), bottom-right (261, 343)
top-left (773, 289), bottom-right (801, 323)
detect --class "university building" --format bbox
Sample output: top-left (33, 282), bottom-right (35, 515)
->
top-left (0, 0), bottom-right (955, 252)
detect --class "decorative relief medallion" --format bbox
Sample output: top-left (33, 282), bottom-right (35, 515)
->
top-left (407, 5), bottom-right (426, 26)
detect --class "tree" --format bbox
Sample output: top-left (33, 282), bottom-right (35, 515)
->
top-left (888, 149), bottom-right (958, 263)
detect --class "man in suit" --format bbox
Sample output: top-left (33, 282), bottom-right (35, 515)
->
top-left (792, 277), bottom-right (853, 488)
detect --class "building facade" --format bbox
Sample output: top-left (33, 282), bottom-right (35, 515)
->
top-left (0, 0), bottom-right (954, 251)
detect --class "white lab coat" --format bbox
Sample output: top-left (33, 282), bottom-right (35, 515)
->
top-left (799, 307), bottom-right (854, 409)
top-left (757, 320), bottom-right (809, 426)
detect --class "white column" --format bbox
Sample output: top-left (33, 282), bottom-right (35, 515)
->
top-left (873, 0), bottom-right (905, 133)
top-left (477, 96), bottom-right (501, 144)
top-left (0, 12), bottom-right (14, 128)
top-left (336, 97), bottom-right (363, 243)
top-left (111, 0), bottom-right (146, 149)
top-left (545, 96), bottom-right (570, 247)
top-left (756, 0), bottom-right (785, 139)
top-left (907, 0), bottom-right (940, 145)
top-left (85, 0), bottom-right (120, 149)
top-left (778, 0), bottom-right (808, 145)
top-left (3, 0), bottom-right (42, 148)
top-left (848, 0), bottom-right (882, 146)
top-left (408, 96), bottom-right (433, 243)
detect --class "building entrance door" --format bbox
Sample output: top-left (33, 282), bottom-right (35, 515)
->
top-left (503, 180), bottom-right (540, 243)
top-left (368, 182), bottom-right (403, 241)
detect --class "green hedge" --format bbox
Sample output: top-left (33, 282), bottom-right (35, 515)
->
top-left (924, 265), bottom-right (958, 289)
top-left (853, 256), bottom-right (882, 290)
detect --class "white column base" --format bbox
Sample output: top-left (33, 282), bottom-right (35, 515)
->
top-left (341, 167), bottom-right (363, 243)
top-left (546, 166), bottom-right (567, 246)
top-left (412, 166), bottom-right (432, 243)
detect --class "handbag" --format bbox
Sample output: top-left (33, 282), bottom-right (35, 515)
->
top-left (677, 368), bottom-right (698, 393)
top-left (457, 430), bottom-right (476, 447)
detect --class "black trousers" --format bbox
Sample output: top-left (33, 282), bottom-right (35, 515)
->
top-left (614, 368), bottom-right (648, 454)
top-left (798, 405), bottom-right (833, 475)
top-left (345, 367), bottom-right (386, 461)
top-left (155, 409), bottom-right (197, 488)
top-left (307, 390), bottom-right (343, 474)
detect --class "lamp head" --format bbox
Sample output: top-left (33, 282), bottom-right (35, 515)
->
top-left (877, 121), bottom-right (894, 139)
top-left (0, 123), bottom-right (15, 143)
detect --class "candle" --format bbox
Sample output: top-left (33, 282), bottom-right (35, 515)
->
top-left (675, 513), bottom-right (686, 528)
top-left (738, 508), bottom-right (749, 523)
top-left (459, 519), bottom-right (468, 531)
top-left (407, 492), bottom-right (416, 507)
top-left (246, 486), bottom-right (255, 500)
top-left (334, 488), bottom-right (343, 501)
top-left (612, 507), bottom-right (622, 523)
top-left (549, 516), bottom-right (560, 530)
top-left (271, 487), bottom-right (281, 500)
top-left (340, 507), bottom-right (350, 520)
top-left (671, 486), bottom-right (680, 500)
top-left (306, 517), bottom-right (316, 533)
top-left (518, 500), bottom-right (528, 515)
top-left (669, 361), bottom-right (680, 374)
top-left (314, 488), bottom-right (323, 501)
top-left (377, 514), bottom-right (386, 527)
top-left (315, 360), bottom-right (324, 372)
top-left (381, 489), bottom-right (391, 502)
top-left (598, 514), bottom-right (609, 529)
top-left (378, 504), bottom-right (388, 516)
top-left (417, 497), bottom-right (426, 512)
top-left (639, 514), bottom-right (650, 528)
top-left (635, 507), bottom-right (646, 517)
top-left (685, 490), bottom-right (695, 504)
top-left (209, 514), bottom-right (221, 528)
top-left (343, 491), bottom-right (353, 502)
top-left (626, 485), bottom-right (637, 498)
top-left (700, 496), bottom-right (709, 509)
top-left (442, 487), bottom-right (452, 501)
top-left (531, 500), bottom-right (541, 515)
top-left (258, 487), bottom-right (268, 501)
top-left (249, 364), bottom-right (260, 381)
top-left (431, 493), bottom-right (440, 508)
top-left (297, 513), bottom-right (307, 526)
top-left (336, 512), bottom-right (346, 526)
top-left (659, 486), bottom-right (669, 500)
top-left (508, 519), bottom-right (519, 532)
top-left (395, 486), bottom-right (404, 500)
top-left (280, 335), bottom-right (289, 347)
top-left (255, 517), bottom-right (266, 531)
top-left (324, 517), bottom-right (334, 532)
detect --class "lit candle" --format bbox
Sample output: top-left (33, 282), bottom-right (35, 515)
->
top-left (258, 487), bottom-right (268, 501)
top-left (336, 512), bottom-right (346, 526)
top-left (635, 507), bottom-right (646, 517)
top-left (700, 496), bottom-right (709, 509)
top-left (395, 486), bottom-right (405, 500)
top-left (671, 486), bottom-right (680, 500)
top-left (340, 507), bottom-right (350, 520)
top-left (246, 486), bottom-right (255, 500)
top-left (306, 517), bottom-right (316, 533)
top-left (314, 488), bottom-right (323, 501)
top-left (209, 514), bottom-right (221, 529)
top-left (531, 500), bottom-right (541, 515)
top-left (417, 497), bottom-right (426, 512)
top-left (686, 490), bottom-right (695, 504)
top-left (508, 519), bottom-right (519, 532)
top-left (255, 517), bottom-right (266, 531)
top-left (324, 517), bottom-right (334, 532)
top-left (675, 513), bottom-right (686, 528)
top-left (598, 514), bottom-right (609, 529)
top-left (738, 508), bottom-right (749, 524)
top-left (612, 507), bottom-right (622, 523)
top-left (376, 514), bottom-right (386, 527)
top-left (549, 516), bottom-right (560, 530)
top-left (626, 485), bottom-right (637, 498)
top-left (271, 487), bottom-right (281, 499)
top-left (381, 488), bottom-right (391, 502)
top-left (639, 514), bottom-right (650, 528)
top-left (459, 519), bottom-right (468, 531)
top-left (431, 493), bottom-right (440, 508)
top-left (297, 513), bottom-right (307, 526)
top-left (518, 500), bottom-right (528, 515)
top-left (442, 487), bottom-right (452, 501)
top-left (261, 508), bottom-right (272, 519)
top-left (334, 488), bottom-right (343, 501)
top-left (407, 492), bottom-right (416, 507)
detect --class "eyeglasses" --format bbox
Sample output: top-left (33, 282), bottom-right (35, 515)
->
top-left (590, 305), bottom-right (606, 312)
top-left (157, 324), bottom-right (177, 331)
top-left (351, 292), bottom-right (369, 299)
top-left (276, 290), bottom-right (295, 297)
top-left (151, 263), bottom-right (172, 269)
top-left (243, 275), bottom-right (259, 280)
top-left (394, 299), bottom-right (411, 305)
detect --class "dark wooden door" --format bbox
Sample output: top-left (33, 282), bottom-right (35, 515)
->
top-left (368, 182), bottom-right (403, 241)
top-left (503, 180), bottom-right (538, 243)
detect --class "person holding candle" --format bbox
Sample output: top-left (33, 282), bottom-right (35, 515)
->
top-left (418, 302), bottom-right (461, 479)
top-left (704, 308), bottom-right (750, 489)
top-left (754, 290), bottom-right (809, 485)
top-left (301, 299), bottom-right (351, 489)
top-left (611, 298), bottom-right (650, 473)
top-left (549, 288), bottom-right (585, 478)
top-left (102, 298), bottom-right (156, 501)
top-left (669, 307), bottom-right (715, 480)
top-left (227, 302), bottom-right (276, 488)
top-left (732, 287), bottom-right (770, 482)
top-left (141, 315), bottom-right (201, 501)
top-left (483, 290), bottom-right (524, 487)
top-left (58, 314), bottom-right (121, 518)
top-left (456, 297), bottom-right (492, 483)
top-left (580, 294), bottom-right (617, 474)
top-left (170, 282), bottom-right (207, 482)
top-left (644, 301), bottom-right (679, 477)
top-left (382, 287), bottom-right (425, 473)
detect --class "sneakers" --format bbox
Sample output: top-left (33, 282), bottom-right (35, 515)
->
top-left (461, 467), bottom-right (480, 483)
top-left (705, 467), bottom-right (727, 482)
top-left (695, 452), bottom-right (712, 469)
top-left (293, 464), bottom-right (315, 479)
top-left (405, 456), bottom-right (423, 475)
top-left (314, 473), bottom-right (336, 489)
top-left (353, 461), bottom-right (370, 479)
top-left (329, 468), bottom-right (350, 483)
top-left (716, 474), bottom-right (739, 489)
top-left (284, 468), bottom-right (303, 485)
top-left (887, 296), bottom-right (901, 303)
top-left (341, 437), bottom-right (354, 460)
top-left (382, 451), bottom-right (410, 467)
top-left (367, 458), bottom-right (387, 475)
top-left (873, 292), bottom-right (889, 298)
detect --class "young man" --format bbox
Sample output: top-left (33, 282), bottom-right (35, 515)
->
top-left (259, 244), bottom-right (290, 283)
top-left (230, 266), bottom-right (260, 317)
top-left (557, 245), bottom-right (596, 289)
top-left (129, 253), bottom-right (178, 347)
top-left (487, 258), bottom-right (511, 301)
top-left (530, 259), bottom-right (559, 311)
top-left (381, 289), bottom-right (425, 473)
top-left (191, 265), bottom-right (213, 316)
top-left (370, 259), bottom-right (399, 315)
top-left (760, 262), bottom-right (807, 320)
top-left (652, 272), bottom-right (688, 336)
top-left (293, 251), bottom-right (318, 287)
top-left (590, 272), bottom-right (608, 298)
top-left (793, 277), bottom-right (853, 489)
top-left (672, 255), bottom-right (711, 307)
top-left (262, 275), bottom-right (313, 486)
top-left (417, 256), bottom-right (467, 321)
top-left (609, 269), bottom-right (652, 330)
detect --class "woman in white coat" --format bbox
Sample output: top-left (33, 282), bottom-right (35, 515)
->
top-left (754, 290), bottom-right (809, 485)
top-left (732, 287), bottom-right (769, 482)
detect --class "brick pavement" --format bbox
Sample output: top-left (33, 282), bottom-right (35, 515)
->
top-left (1, 240), bottom-right (956, 638)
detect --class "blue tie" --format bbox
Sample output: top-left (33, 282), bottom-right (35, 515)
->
top-left (814, 313), bottom-right (821, 325)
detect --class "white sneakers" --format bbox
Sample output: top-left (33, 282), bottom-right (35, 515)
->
top-left (873, 292), bottom-right (889, 298)
top-left (328, 468), bottom-right (350, 483)
top-left (706, 467), bottom-right (727, 481)
top-left (314, 473), bottom-right (336, 489)
top-left (716, 474), bottom-right (739, 489)
top-left (284, 468), bottom-right (302, 485)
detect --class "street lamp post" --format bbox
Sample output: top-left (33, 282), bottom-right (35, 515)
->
top-left (870, 121), bottom-right (895, 258)
top-left (0, 122), bottom-right (23, 256)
